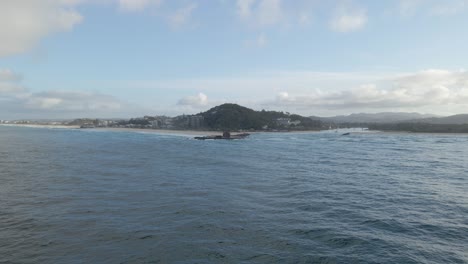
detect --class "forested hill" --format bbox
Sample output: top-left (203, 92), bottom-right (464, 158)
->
top-left (406, 114), bottom-right (468, 125)
top-left (320, 112), bottom-right (437, 124)
top-left (198, 103), bottom-right (322, 131)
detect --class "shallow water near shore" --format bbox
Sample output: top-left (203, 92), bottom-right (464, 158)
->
top-left (0, 125), bottom-right (467, 263)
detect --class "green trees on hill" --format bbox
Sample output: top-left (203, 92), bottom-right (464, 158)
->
top-left (67, 118), bottom-right (98, 126)
top-left (198, 103), bottom-right (322, 131)
top-left (368, 123), bottom-right (468, 133)
top-left (200, 103), bottom-right (261, 130)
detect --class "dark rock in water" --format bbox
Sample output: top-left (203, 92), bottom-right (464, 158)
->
top-left (194, 132), bottom-right (250, 140)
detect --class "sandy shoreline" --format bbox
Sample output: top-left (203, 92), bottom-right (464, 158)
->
top-left (94, 127), bottom-right (227, 136)
top-left (0, 124), bottom-right (324, 136)
top-left (5, 124), bottom-right (465, 136)
top-left (0, 124), bottom-right (247, 136)
top-left (0, 124), bottom-right (80, 129)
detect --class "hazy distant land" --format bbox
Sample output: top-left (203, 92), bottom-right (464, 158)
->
top-left (3, 103), bottom-right (468, 134)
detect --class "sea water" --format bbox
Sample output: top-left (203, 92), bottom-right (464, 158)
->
top-left (0, 126), bottom-right (467, 263)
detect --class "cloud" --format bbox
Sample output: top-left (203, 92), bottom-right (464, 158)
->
top-left (429, 0), bottom-right (468, 16)
top-left (167, 2), bottom-right (198, 28)
top-left (177, 93), bottom-right (208, 107)
top-left (2, 88), bottom-right (126, 114)
top-left (0, 69), bottom-right (26, 94)
top-left (1, 89), bottom-right (141, 119)
top-left (276, 91), bottom-right (290, 101)
top-left (398, 0), bottom-right (468, 17)
top-left (244, 32), bottom-right (267, 48)
top-left (118, 0), bottom-right (163, 12)
top-left (0, 0), bottom-right (201, 57)
top-left (257, 0), bottom-right (283, 27)
top-left (237, 0), bottom-right (256, 18)
top-left (398, 0), bottom-right (423, 16)
top-left (0, 0), bottom-right (83, 57)
top-left (21, 90), bottom-right (123, 111)
top-left (0, 69), bottom-right (146, 119)
top-left (0, 82), bottom-right (25, 94)
top-left (236, 0), bottom-right (283, 28)
top-left (267, 69), bottom-right (468, 113)
top-left (330, 4), bottom-right (367, 33)
top-left (0, 69), bottom-right (23, 82)
top-left (125, 69), bottom-right (468, 115)
top-left (298, 13), bottom-right (312, 26)
top-left (256, 33), bottom-right (267, 47)
top-left (4, 69), bottom-right (468, 118)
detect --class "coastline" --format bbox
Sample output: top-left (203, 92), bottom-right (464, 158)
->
top-left (92, 127), bottom-right (228, 136)
top-left (0, 124), bottom-right (80, 129)
top-left (0, 124), bottom-right (244, 137)
top-left (4, 124), bottom-right (468, 136)
top-left (0, 124), bottom-right (322, 136)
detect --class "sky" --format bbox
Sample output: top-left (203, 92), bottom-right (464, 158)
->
top-left (1, 0), bottom-right (468, 119)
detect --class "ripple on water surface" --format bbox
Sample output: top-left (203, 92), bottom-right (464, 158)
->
top-left (0, 126), bottom-right (467, 263)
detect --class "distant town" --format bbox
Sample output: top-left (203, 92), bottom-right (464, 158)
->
top-left (0, 115), bottom-right (204, 129)
top-left (0, 104), bottom-right (325, 132)
top-left (2, 103), bottom-right (468, 133)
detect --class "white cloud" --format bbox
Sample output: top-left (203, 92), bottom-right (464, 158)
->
top-left (236, 0), bottom-right (283, 28)
top-left (257, 0), bottom-right (283, 27)
top-left (256, 33), bottom-right (267, 47)
top-left (0, 83), bottom-right (25, 94)
top-left (330, 4), bottom-right (367, 33)
top-left (237, 0), bottom-right (256, 18)
top-left (0, 0), bottom-right (83, 57)
top-left (21, 90), bottom-right (123, 111)
top-left (244, 32), bottom-right (267, 48)
top-left (4, 69), bottom-right (468, 118)
top-left (429, 0), bottom-right (468, 16)
top-left (177, 93), bottom-right (208, 107)
top-left (0, 69), bottom-right (22, 82)
top-left (0, 69), bottom-right (148, 119)
top-left (276, 91), bottom-right (289, 101)
top-left (398, 0), bottom-right (468, 17)
top-left (298, 13), bottom-right (312, 26)
top-left (118, 0), bottom-right (163, 12)
top-left (122, 71), bottom-right (391, 96)
top-left (167, 2), bottom-right (198, 28)
top-left (0, 69), bottom-right (25, 94)
top-left (267, 69), bottom-right (468, 114)
top-left (123, 69), bottom-right (468, 116)
top-left (398, 0), bottom-right (423, 16)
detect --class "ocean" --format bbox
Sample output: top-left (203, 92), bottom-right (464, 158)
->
top-left (0, 126), bottom-right (467, 263)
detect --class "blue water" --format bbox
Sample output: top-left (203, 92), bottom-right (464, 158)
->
top-left (0, 126), bottom-right (467, 263)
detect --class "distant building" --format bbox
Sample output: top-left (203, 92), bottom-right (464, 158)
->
top-left (96, 120), bottom-right (110, 127)
top-left (162, 118), bottom-right (174, 129)
top-left (290, 120), bottom-right (301, 126)
top-left (188, 115), bottom-right (204, 129)
top-left (150, 120), bottom-right (161, 129)
top-left (276, 118), bottom-right (291, 126)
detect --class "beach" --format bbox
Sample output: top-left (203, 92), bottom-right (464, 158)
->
top-left (0, 124), bottom-right (239, 137)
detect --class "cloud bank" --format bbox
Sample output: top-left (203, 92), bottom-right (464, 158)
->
top-left (0, 69), bottom-right (146, 119)
top-left (0, 0), bottom-right (83, 57)
top-left (3, 69), bottom-right (468, 118)
top-left (266, 69), bottom-right (468, 115)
